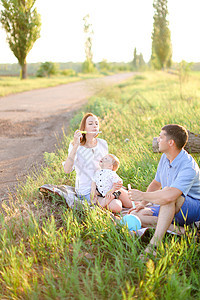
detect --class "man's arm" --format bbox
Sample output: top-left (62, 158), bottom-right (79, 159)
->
top-left (128, 185), bottom-right (182, 206)
top-left (147, 179), bottom-right (162, 192)
top-left (128, 179), bottom-right (161, 213)
top-left (139, 179), bottom-right (162, 206)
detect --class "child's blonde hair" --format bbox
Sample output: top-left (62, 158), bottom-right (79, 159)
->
top-left (108, 154), bottom-right (120, 171)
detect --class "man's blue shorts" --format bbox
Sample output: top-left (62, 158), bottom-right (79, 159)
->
top-left (150, 195), bottom-right (200, 226)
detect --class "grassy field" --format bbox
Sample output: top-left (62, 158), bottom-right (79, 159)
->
top-left (0, 73), bottom-right (103, 97)
top-left (1, 71), bottom-right (200, 299)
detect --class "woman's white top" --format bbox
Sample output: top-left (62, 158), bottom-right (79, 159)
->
top-left (66, 138), bottom-right (108, 195)
top-left (93, 169), bottom-right (121, 197)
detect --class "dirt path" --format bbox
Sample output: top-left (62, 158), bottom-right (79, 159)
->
top-left (0, 73), bottom-right (134, 201)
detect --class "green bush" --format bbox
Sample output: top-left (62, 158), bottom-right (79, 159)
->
top-left (36, 62), bottom-right (58, 77)
top-left (98, 59), bottom-right (111, 72)
top-left (61, 69), bottom-right (77, 76)
top-left (82, 60), bottom-right (97, 73)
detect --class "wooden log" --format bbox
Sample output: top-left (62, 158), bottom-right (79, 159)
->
top-left (152, 131), bottom-right (200, 153)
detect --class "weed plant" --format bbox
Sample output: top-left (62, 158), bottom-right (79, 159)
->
top-left (0, 71), bottom-right (200, 299)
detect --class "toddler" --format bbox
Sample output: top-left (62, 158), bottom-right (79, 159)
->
top-left (91, 154), bottom-right (133, 213)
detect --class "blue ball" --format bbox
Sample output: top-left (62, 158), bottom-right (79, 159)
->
top-left (120, 214), bottom-right (141, 231)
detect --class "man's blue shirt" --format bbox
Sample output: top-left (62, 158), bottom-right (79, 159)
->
top-left (155, 149), bottom-right (200, 200)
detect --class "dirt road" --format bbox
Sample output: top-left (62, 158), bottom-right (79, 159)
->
top-left (0, 73), bottom-right (134, 201)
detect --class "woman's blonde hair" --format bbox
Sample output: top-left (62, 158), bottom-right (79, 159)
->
top-left (108, 154), bottom-right (120, 171)
top-left (79, 113), bottom-right (99, 145)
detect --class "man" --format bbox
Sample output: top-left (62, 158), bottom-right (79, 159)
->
top-left (128, 124), bottom-right (200, 254)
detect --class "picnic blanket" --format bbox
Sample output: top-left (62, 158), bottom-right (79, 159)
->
top-left (39, 184), bottom-right (135, 216)
top-left (39, 183), bottom-right (121, 223)
top-left (39, 184), bottom-right (81, 208)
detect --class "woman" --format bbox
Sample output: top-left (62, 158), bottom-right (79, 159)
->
top-left (63, 112), bottom-right (125, 212)
top-left (64, 113), bottom-right (109, 202)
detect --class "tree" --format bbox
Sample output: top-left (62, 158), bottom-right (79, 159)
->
top-left (132, 47), bottom-right (139, 70)
top-left (0, 0), bottom-right (41, 79)
top-left (151, 0), bottom-right (172, 69)
top-left (132, 48), bottom-right (146, 70)
top-left (36, 62), bottom-right (58, 78)
top-left (82, 14), bottom-right (96, 73)
top-left (138, 53), bottom-right (145, 69)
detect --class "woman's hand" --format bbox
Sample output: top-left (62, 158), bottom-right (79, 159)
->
top-left (73, 130), bottom-right (82, 146)
top-left (113, 180), bottom-right (123, 191)
top-left (104, 191), bottom-right (115, 206)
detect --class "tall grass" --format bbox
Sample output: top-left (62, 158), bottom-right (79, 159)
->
top-left (0, 71), bottom-right (200, 299)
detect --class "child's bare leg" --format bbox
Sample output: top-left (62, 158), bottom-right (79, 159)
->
top-left (118, 188), bottom-right (132, 208)
top-left (97, 196), bottom-right (122, 213)
top-left (97, 195), bottom-right (115, 207)
top-left (107, 199), bottom-right (122, 213)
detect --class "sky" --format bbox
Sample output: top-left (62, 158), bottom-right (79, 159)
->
top-left (0, 0), bottom-right (200, 64)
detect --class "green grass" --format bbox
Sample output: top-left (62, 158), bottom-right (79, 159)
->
top-left (1, 70), bottom-right (200, 299)
top-left (0, 73), bottom-right (104, 97)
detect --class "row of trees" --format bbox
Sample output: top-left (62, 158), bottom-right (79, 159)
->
top-left (82, 14), bottom-right (147, 73)
top-left (82, 1), bottom-right (173, 72)
top-left (0, 0), bottom-right (180, 78)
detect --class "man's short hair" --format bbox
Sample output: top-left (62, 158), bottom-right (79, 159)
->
top-left (162, 124), bottom-right (188, 149)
